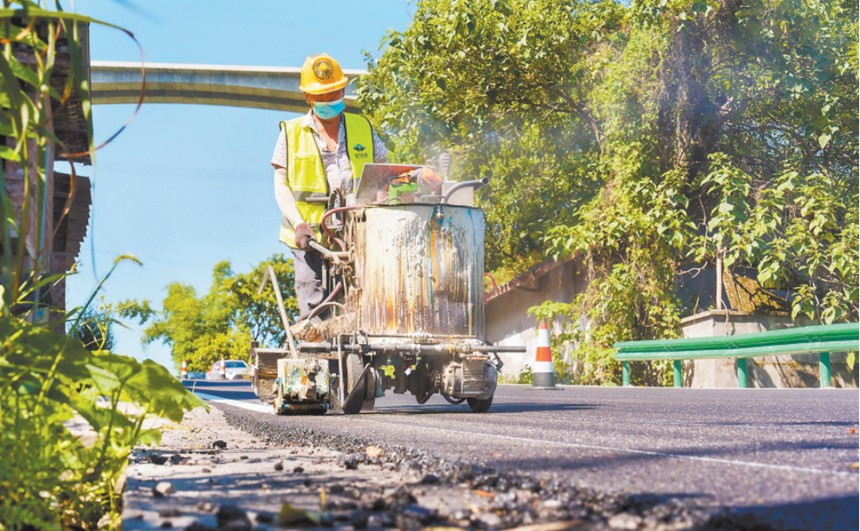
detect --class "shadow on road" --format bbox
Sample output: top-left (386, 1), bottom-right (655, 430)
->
top-left (479, 436), bottom-right (860, 489)
top-left (702, 494), bottom-right (859, 531)
top-left (705, 419), bottom-right (859, 429)
top-left (188, 381), bottom-right (599, 415)
top-left (368, 402), bottom-right (598, 415)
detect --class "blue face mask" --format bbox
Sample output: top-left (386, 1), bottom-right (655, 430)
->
top-left (313, 99), bottom-right (345, 120)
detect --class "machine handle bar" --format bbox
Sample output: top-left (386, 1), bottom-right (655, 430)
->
top-left (307, 239), bottom-right (350, 262)
top-left (443, 177), bottom-right (490, 203)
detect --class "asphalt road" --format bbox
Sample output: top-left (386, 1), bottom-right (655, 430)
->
top-left (189, 380), bottom-right (859, 528)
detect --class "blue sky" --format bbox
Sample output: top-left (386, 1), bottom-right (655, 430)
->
top-left (66, 1), bottom-right (416, 371)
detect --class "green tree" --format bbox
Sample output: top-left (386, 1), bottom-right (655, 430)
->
top-left (357, 0), bottom-right (625, 273)
top-left (121, 254), bottom-right (298, 372)
top-left (222, 255), bottom-right (298, 347)
top-left (360, 0), bottom-right (858, 384)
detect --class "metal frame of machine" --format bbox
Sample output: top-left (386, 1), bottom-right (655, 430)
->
top-left (250, 166), bottom-right (525, 414)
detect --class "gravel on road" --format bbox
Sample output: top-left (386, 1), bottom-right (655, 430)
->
top-left (121, 402), bottom-right (805, 530)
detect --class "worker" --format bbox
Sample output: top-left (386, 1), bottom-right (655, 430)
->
top-left (270, 53), bottom-right (387, 320)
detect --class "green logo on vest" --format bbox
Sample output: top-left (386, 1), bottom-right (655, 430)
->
top-left (353, 143), bottom-right (369, 159)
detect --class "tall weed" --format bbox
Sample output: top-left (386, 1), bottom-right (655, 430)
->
top-left (0, 303), bottom-right (204, 528)
top-left (1, 2), bottom-right (203, 527)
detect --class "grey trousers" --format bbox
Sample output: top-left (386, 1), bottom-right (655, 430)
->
top-left (291, 248), bottom-right (330, 322)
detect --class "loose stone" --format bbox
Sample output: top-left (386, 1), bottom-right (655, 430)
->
top-left (152, 481), bottom-right (174, 497)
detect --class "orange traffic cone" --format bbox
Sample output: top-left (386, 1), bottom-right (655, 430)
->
top-left (532, 320), bottom-right (558, 389)
top-left (180, 360), bottom-right (188, 379)
top-left (219, 358), bottom-right (227, 379)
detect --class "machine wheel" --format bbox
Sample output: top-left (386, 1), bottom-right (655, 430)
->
top-left (363, 368), bottom-right (377, 411)
top-left (342, 353), bottom-right (375, 414)
top-left (467, 396), bottom-right (493, 413)
top-left (409, 368), bottom-right (437, 404)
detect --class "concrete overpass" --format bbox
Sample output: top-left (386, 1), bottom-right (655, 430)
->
top-left (90, 61), bottom-right (364, 112)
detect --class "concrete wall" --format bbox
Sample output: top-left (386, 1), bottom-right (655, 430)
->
top-left (485, 267), bottom-right (857, 388)
top-left (485, 260), bottom-right (583, 380)
top-left (681, 310), bottom-right (858, 388)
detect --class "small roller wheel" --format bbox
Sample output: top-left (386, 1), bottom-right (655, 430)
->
top-left (467, 396), bottom-right (493, 413)
top-left (342, 353), bottom-right (375, 414)
top-left (442, 394), bottom-right (466, 405)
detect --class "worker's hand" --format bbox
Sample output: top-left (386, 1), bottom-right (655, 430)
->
top-left (295, 222), bottom-right (314, 250)
top-left (415, 167), bottom-right (442, 193)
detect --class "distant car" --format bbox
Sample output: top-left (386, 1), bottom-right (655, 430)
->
top-left (206, 360), bottom-right (250, 380)
top-left (186, 371), bottom-right (206, 380)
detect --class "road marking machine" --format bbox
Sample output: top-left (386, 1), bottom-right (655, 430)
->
top-left (251, 164), bottom-right (525, 414)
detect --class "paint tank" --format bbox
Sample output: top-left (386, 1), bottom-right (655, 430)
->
top-left (353, 204), bottom-right (485, 339)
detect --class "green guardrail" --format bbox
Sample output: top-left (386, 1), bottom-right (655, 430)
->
top-left (613, 322), bottom-right (859, 388)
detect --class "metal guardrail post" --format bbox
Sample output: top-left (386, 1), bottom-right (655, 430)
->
top-left (622, 361), bottom-right (631, 387)
top-left (737, 358), bottom-right (749, 388)
top-left (673, 360), bottom-right (682, 388)
top-left (818, 352), bottom-right (831, 388)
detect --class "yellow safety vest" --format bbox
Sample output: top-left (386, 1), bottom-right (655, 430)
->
top-left (279, 112), bottom-right (374, 247)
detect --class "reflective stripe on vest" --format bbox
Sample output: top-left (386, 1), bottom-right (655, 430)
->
top-left (279, 113), bottom-right (374, 247)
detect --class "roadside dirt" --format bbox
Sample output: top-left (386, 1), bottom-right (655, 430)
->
top-left (123, 405), bottom-right (768, 530)
top-left (123, 406), bottom-right (505, 530)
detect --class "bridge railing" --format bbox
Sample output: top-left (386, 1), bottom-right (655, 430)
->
top-left (613, 322), bottom-right (859, 388)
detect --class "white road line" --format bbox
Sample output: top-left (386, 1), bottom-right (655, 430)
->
top-left (194, 392), bottom-right (273, 414)
top-left (361, 419), bottom-right (857, 478)
top-left (191, 392), bottom-right (856, 478)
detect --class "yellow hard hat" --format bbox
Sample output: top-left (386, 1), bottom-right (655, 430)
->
top-left (300, 53), bottom-right (348, 95)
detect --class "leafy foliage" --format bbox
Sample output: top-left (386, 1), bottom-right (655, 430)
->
top-left (516, 365), bottom-right (532, 385)
top-left (120, 254), bottom-right (298, 372)
top-left (357, 0), bottom-right (623, 271)
top-left (696, 155), bottom-right (858, 324)
top-left (361, 0), bottom-right (858, 385)
top-left (68, 306), bottom-right (116, 351)
top-left (0, 2), bottom-right (203, 527)
top-left (0, 312), bottom-right (204, 529)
